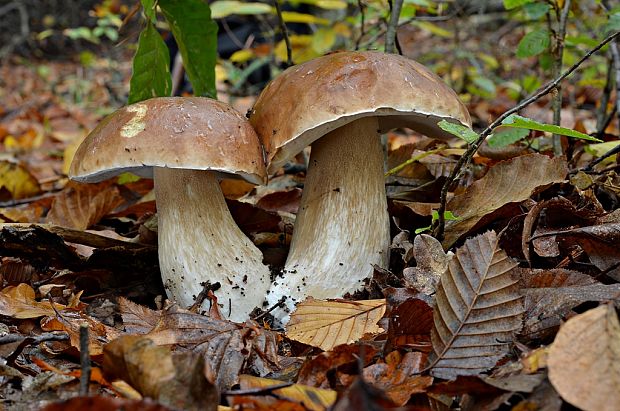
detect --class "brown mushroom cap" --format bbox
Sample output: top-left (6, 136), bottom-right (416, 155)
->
top-left (70, 97), bottom-right (266, 185)
top-left (249, 51), bottom-right (472, 172)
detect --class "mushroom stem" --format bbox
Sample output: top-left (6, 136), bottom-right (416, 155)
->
top-left (266, 116), bottom-right (390, 322)
top-left (154, 168), bottom-right (271, 322)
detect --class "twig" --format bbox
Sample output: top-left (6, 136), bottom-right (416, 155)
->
top-left (596, 56), bottom-right (615, 137)
top-left (550, 0), bottom-right (572, 156)
top-left (253, 296), bottom-right (286, 321)
top-left (432, 31), bottom-right (620, 241)
top-left (79, 324), bottom-right (91, 396)
top-left (222, 381), bottom-right (293, 396)
top-left (603, 0), bottom-right (620, 132)
top-left (385, 0), bottom-right (404, 54)
top-left (0, 332), bottom-right (69, 345)
top-left (583, 143), bottom-right (620, 171)
top-left (274, 0), bottom-right (292, 67)
top-left (385, 145), bottom-right (447, 176)
top-left (355, 0), bottom-right (366, 50)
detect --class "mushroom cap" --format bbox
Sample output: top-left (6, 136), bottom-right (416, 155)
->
top-left (70, 97), bottom-right (267, 185)
top-left (249, 51), bottom-right (472, 172)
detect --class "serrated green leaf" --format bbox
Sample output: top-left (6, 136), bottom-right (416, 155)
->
top-left (159, 0), bottom-right (218, 98)
top-left (501, 115), bottom-right (602, 142)
top-left (503, 0), bottom-right (534, 10)
top-left (487, 127), bottom-right (530, 148)
top-left (516, 29), bottom-right (550, 58)
top-left (128, 22), bottom-right (172, 104)
top-left (210, 1), bottom-right (271, 18)
top-left (438, 120), bottom-right (479, 144)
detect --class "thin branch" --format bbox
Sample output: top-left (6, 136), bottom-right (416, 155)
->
top-left (0, 332), bottom-right (69, 345)
top-left (274, 0), bottom-right (292, 67)
top-left (550, 0), bottom-right (572, 156)
top-left (385, 0), bottom-right (404, 54)
top-left (223, 381), bottom-right (293, 396)
top-left (355, 0), bottom-right (366, 50)
top-left (79, 324), bottom-right (91, 396)
top-left (432, 31), bottom-right (620, 241)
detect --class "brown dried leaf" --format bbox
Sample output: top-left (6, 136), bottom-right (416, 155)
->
top-left (146, 306), bottom-right (280, 390)
top-left (103, 335), bottom-right (218, 411)
top-left (41, 309), bottom-right (121, 358)
top-left (386, 298), bottom-right (433, 352)
top-left (404, 234), bottom-right (449, 295)
top-left (443, 154), bottom-right (567, 247)
top-left (362, 351), bottom-right (433, 406)
top-left (118, 297), bottom-right (161, 334)
top-left (297, 343), bottom-right (379, 388)
top-left (0, 283), bottom-right (65, 318)
top-left (0, 160), bottom-right (41, 200)
top-left (47, 181), bottom-right (125, 230)
top-left (41, 396), bottom-right (175, 411)
top-left (286, 298), bottom-right (387, 351)
top-left (429, 231), bottom-right (524, 380)
top-left (228, 375), bottom-right (337, 411)
top-left (548, 304), bottom-right (620, 411)
top-left (522, 284), bottom-right (620, 340)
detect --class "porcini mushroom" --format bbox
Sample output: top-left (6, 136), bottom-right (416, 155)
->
top-left (70, 97), bottom-right (271, 322)
top-left (249, 51), bottom-right (471, 322)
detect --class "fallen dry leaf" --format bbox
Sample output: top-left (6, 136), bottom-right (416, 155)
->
top-left (228, 375), bottom-right (337, 411)
top-left (286, 298), bottom-right (387, 351)
top-left (146, 306), bottom-right (280, 390)
top-left (404, 234), bottom-right (449, 295)
top-left (0, 283), bottom-right (66, 318)
top-left (548, 304), bottom-right (620, 411)
top-left (46, 181), bottom-right (125, 230)
top-left (443, 154), bottom-right (567, 247)
top-left (362, 351), bottom-right (433, 406)
top-left (118, 297), bottom-right (161, 334)
top-left (0, 160), bottom-right (41, 200)
top-left (429, 231), bottom-right (524, 380)
top-left (385, 298), bottom-right (433, 352)
top-left (41, 396), bottom-right (175, 411)
top-left (103, 335), bottom-right (219, 411)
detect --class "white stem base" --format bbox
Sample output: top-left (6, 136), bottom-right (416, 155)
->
top-left (154, 168), bottom-right (271, 322)
top-left (266, 117), bottom-right (390, 323)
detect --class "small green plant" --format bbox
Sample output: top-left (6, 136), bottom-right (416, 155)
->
top-left (415, 211), bottom-right (459, 234)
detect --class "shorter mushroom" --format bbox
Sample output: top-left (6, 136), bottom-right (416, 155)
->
top-left (70, 97), bottom-right (271, 322)
top-left (250, 51), bottom-right (471, 323)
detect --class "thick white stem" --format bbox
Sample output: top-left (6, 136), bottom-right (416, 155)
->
top-left (266, 117), bottom-right (390, 322)
top-left (154, 168), bottom-right (271, 322)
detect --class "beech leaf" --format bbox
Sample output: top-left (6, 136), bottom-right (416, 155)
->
top-left (0, 161), bottom-right (41, 200)
top-left (548, 304), bottom-right (620, 411)
top-left (286, 298), bottom-right (387, 351)
top-left (428, 231), bottom-right (524, 380)
top-left (443, 154), bottom-right (567, 247)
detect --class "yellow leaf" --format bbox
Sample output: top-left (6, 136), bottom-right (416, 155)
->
top-left (232, 375), bottom-right (337, 411)
top-left (274, 35), bottom-right (320, 64)
top-left (280, 11), bottom-right (329, 25)
top-left (286, 298), bottom-right (387, 351)
top-left (0, 283), bottom-right (66, 319)
top-left (0, 161), bottom-right (41, 200)
top-left (413, 21), bottom-right (453, 38)
top-left (229, 49), bottom-right (255, 64)
top-left (311, 28), bottom-right (337, 54)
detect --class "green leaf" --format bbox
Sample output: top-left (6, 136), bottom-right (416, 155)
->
top-left (604, 13), bottom-right (620, 34)
top-left (487, 127), bottom-right (530, 148)
top-left (501, 115), bottom-right (602, 142)
top-left (503, 0), bottom-right (534, 10)
top-left (128, 22), bottom-right (172, 104)
top-left (159, 0), bottom-right (218, 98)
top-left (311, 27), bottom-right (337, 54)
top-left (516, 29), bottom-right (550, 58)
top-left (415, 211), bottom-right (459, 235)
top-left (140, 0), bottom-right (156, 21)
top-left (523, 2), bottom-right (550, 19)
top-left (438, 120), bottom-right (479, 144)
top-left (210, 1), bottom-right (271, 19)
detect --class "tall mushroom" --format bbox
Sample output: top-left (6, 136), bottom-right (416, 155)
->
top-left (70, 97), bottom-right (271, 322)
top-left (249, 51), bottom-right (471, 323)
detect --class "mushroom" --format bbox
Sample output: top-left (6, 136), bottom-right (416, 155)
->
top-left (249, 51), bottom-right (471, 322)
top-left (70, 97), bottom-right (271, 322)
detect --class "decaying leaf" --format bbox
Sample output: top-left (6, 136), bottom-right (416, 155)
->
top-left (118, 296), bottom-right (161, 334)
top-left (228, 375), bottom-right (337, 411)
top-left (429, 231), bottom-right (524, 380)
top-left (46, 181), bottom-right (125, 230)
top-left (286, 298), bottom-right (387, 351)
top-left (362, 351), bottom-right (433, 406)
top-left (548, 304), bottom-right (620, 411)
top-left (0, 283), bottom-right (66, 318)
top-left (403, 234), bottom-right (449, 295)
top-left (103, 335), bottom-right (218, 411)
top-left (443, 154), bottom-right (567, 247)
top-left (146, 306), bottom-right (280, 390)
top-left (0, 160), bottom-right (41, 200)
top-left (385, 298), bottom-right (433, 352)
